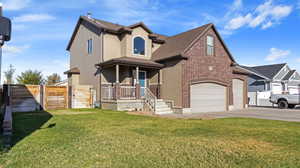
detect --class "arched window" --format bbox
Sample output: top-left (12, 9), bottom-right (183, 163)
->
top-left (133, 37), bottom-right (145, 55)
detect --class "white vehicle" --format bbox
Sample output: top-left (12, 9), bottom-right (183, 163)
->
top-left (270, 94), bottom-right (300, 109)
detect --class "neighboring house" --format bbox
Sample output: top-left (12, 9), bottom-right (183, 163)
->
top-left (241, 63), bottom-right (300, 94)
top-left (54, 79), bottom-right (68, 86)
top-left (65, 14), bottom-right (248, 114)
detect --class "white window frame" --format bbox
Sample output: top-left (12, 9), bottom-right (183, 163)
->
top-left (132, 36), bottom-right (147, 56)
top-left (87, 38), bottom-right (93, 54)
top-left (206, 35), bottom-right (214, 56)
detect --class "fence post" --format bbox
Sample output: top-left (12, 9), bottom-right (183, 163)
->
top-left (68, 85), bottom-right (72, 109)
top-left (40, 85), bottom-right (44, 110)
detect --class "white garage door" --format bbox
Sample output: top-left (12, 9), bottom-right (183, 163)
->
top-left (190, 83), bottom-right (227, 113)
top-left (233, 79), bottom-right (244, 109)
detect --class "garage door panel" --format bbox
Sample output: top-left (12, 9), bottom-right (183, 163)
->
top-left (191, 83), bottom-right (227, 113)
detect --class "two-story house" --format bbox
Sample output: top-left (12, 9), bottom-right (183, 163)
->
top-left (241, 63), bottom-right (300, 94)
top-left (65, 15), bottom-right (249, 114)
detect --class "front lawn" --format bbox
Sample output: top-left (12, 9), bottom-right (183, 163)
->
top-left (1, 109), bottom-right (300, 168)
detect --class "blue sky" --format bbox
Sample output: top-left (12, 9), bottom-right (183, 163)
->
top-left (0, 0), bottom-right (300, 82)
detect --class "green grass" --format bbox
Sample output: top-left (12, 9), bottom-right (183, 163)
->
top-left (1, 109), bottom-right (300, 168)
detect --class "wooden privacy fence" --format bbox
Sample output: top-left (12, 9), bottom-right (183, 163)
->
top-left (3, 84), bottom-right (95, 112)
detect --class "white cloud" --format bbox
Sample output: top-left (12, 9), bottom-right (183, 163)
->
top-left (2, 0), bottom-right (30, 10)
top-left (2, 44), bottom-right (30, 55)
top-left (262, 21), bottom-right (273, 29)
top-left (225, 14), bottom-right (252, 30)
top-left (100, 0), bottom-right (176, 26)
top-left (265, 48), bottom-right (291, 62)
top-left (232, 0), bottom-right (243, 11)
top-left (225, 0), bottom-right (292, 30)
top-left (13, 14), bottom-right (55, 23)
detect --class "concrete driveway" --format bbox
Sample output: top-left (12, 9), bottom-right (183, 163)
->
top-left (163, 107), bottom-right (300, 122)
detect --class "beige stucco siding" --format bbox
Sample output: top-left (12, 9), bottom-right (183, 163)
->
top-left (122, 27), bottom-right (153, 59)
top-left (160, 60), bottom-right (183, 107)
top-left (101, 66), bottom-right (132, 85)
top-left (103, 33), bottom-right (122, 61)
top-left (69, 24), bottom-right (101, 88)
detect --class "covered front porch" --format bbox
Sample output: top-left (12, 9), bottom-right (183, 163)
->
top-left (96, 57), bottom-right (163, 104)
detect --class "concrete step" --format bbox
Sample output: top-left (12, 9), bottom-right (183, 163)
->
top-left (155, 104), bottom-right (169, 108)
top-left (155, 110), bottom-right (173, 115)
top-left (156, 107), bottom-right (172, 111)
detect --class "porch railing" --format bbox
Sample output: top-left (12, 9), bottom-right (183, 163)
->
top-left (101, 86), bottom-right (115, 100)
top-left (120, 86), bottom-right (136, 99)
top-left (144, 87), bottom-right (157, 112)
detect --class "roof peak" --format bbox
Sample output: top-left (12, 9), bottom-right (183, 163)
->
top-left (170, 23), bottom-right (213, 38)
top-left (251, 63), bottom-right (287, 68)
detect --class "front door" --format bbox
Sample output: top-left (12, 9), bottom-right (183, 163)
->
top-left (139, 71), bottom-right (146, 97)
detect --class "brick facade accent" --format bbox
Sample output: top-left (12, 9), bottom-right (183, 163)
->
top-left (181, 28), bottom-right (247, 108)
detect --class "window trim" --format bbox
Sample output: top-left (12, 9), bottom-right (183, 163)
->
top-left (87, 38), bottom-right (93, 54)
top-left (206, 35), bottom-right (215, 56)
top-left (132, 35), bottom-right (146, 56)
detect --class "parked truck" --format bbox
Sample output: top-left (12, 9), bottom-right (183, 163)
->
top-left (270, 94), bottom-right (300, 109)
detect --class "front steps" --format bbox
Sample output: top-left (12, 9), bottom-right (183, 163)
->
top-left (155, 99), bottom-right (173, 115)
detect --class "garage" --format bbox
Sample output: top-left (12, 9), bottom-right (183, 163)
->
top-left (190, 83), bottom-right (227, 113)
top-left (232, 79), bottom-right (245, 109)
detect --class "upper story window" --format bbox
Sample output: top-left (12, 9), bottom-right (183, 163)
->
top-left (87, 39), bottom-right (93, 54)
top-left (207, 36), bottom-right (214, 56)
top-left (133, 37), bottom-right (145, 55)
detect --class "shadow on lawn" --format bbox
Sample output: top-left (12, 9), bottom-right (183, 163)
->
top-left (10, 111), bottom-right (53, 148)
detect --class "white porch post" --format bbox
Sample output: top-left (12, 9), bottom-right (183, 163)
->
top-left (136, 66), bottom-right (139, 84)
top-left (135, 66), bottom-right (140, 99)
top-left (116, 64), bottom-right (119, 83)
top-left (115, 64), bottom-right (120, 99)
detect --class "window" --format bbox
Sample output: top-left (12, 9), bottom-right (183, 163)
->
top-left (87, 39), bottom-right (93, 54)
top-left (207, 36), bottom-right (214, 56)
top-left (133, 37), bottom-right (145, 55)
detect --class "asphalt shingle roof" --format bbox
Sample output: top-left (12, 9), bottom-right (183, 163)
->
top-left (250, 63), bottom-right (286, 79)
top-left (151, 24), bottom-right (211, 61)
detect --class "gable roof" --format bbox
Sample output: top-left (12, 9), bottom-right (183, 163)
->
top-left (151, 24), bottom-right (210, 61)
top-left (283, 70), bottom-right (296, 80)
top-left (242, 63), bottom-right (287, 79)
top-left (151, 24), bottom-right (236, 63)
top-left (67, 16), bottom-right (237, 63)
top-left (239, 66), bottom-right (270, 79)
top-left (127, 22), bottom-right (153, 34)
top-left (66, 16), bottom-right (165, 51)
top-left (251, 63), bottom-right (287, 79)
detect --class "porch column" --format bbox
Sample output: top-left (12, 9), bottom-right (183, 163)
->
top-left (135, 66), bottom-right (141, 99)
top-left (115, 64), bottom-right (120, 100)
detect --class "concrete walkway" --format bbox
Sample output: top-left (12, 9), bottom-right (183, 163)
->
top-left (163, 107), bottom-right (300, 122)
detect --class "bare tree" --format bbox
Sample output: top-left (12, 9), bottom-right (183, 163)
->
top-left (46, 73), bottom-right (61, 85)
top-left (4, 64), bottom-right (15, 84)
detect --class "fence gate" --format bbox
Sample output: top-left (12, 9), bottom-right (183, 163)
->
top-left (44, 86), bottom-right (67, 110)
top-left (71, 86), bottom-right (95, 108)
